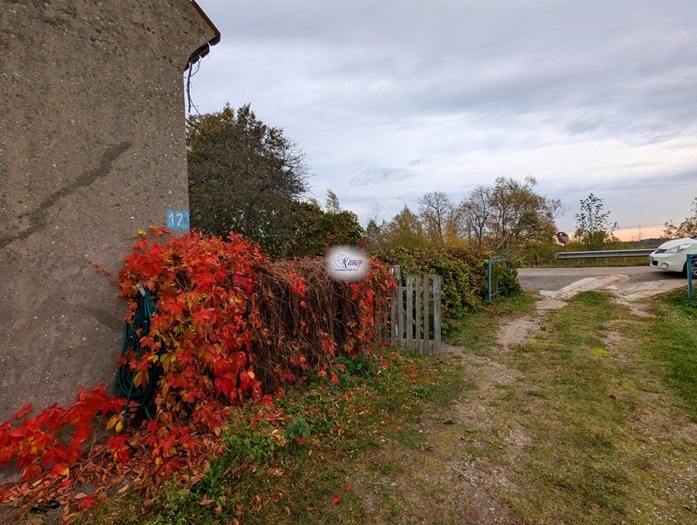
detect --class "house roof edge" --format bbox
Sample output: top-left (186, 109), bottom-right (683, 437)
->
top-left (190, 0), bottom-right (221, 46)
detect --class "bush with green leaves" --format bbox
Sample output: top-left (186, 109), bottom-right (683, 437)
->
top-left (374, 245), bottom-right (520, 333)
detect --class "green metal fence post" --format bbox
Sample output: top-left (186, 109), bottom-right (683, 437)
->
top-left (486, 257), bottom-right (508, 303)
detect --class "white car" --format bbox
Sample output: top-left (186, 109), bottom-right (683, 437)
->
top-left (649, 237), bottom-right (697, 276)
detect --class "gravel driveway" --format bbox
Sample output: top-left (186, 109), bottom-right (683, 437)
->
top-left (517, 266), bottom-right (687, 300)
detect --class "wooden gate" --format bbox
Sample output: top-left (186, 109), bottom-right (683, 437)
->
top-left (389, 266), bottom-right (442, 355)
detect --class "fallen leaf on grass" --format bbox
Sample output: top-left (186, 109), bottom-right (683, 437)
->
top-left (77, 496), bottom-right (96, 510)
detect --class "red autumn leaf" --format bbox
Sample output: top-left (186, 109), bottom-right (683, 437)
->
top-left (106, 434), bottom-right (131, 463)
top-left (22, 464), bottom-right (42, 479)
top-left (214, 373), bottom-right (235, 398)
top-left (331, 374), bottom-right (339, 384)
top-left (191, 306), bottom-right (214, 327)
top-left (139, 335), bottom-right (159, 351)
top-left (133, 368), bottom-right (148, 389)
top-left (332, 494), bottom-right (341, 506)
top-left (49, 463), bottom-right (70, 477)
top-left (12, 403), bottom-right (32, 420)
top-left (161, 294), bottom-right (186, 318)
top-left (9, 428), bottom-right (25, 439)
top-left (149, 225), bottom-right (169, 237)
top-left (77, 495), bottom-right (97, 510)
top-left (133, 238), bottom-right (148, 251)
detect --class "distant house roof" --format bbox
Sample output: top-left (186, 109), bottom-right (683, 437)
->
top-left (188, 0), bottom-right (221, 68)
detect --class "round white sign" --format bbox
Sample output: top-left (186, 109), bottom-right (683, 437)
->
top-left (325, 246), bottom-right (370, 282)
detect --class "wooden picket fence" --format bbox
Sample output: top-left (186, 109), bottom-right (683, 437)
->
top-left (389, 266), bottom-right (442, 355)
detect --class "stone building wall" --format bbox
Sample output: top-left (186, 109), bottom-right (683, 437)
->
top-left (0, 0), bottom-right (216, 422)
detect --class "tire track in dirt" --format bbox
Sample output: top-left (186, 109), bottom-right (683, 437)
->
top-left (356, 277), bottom-right (695, 523)
top-left (355, 295), bottom-right (565, 524)
top-left (436, 296), bottom-right (567, 524)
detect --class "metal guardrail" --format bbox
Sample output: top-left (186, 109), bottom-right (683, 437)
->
top-left (555, 248), bottom-right (655, 260)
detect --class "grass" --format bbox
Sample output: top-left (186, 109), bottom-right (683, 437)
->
top-left (474, 291), bottom-right (697, 524)
top-left (528, 254), bottom-right (652, 269)
top-left (505, 315), bottom-right (632, 516)
top-left (640, 291), bottom-right (697, 419)
top-left (68, 289), bottom-right (697, 524)
top-left (74, 349), bottom-right (465, 525)
top-left (446, 291), bottom-right (535, 352)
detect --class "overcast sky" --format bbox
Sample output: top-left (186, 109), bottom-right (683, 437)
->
top-left (192, 0), bottom-right (697, 239)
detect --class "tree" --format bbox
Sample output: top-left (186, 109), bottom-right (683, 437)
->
top-left (362, 203), bottom-right (387, 251)
top-left (325, 189), bottom-right (342, 214)
top-left (457, 177), bottom-right (561, 260)
top-left (380, 205), bottom-right (427, 249)
top-left (418, 192), bottom-right (453, 244)
top-left (664, 197), bottom-right (697, 238)
top-left (450, 177), bottom-right (564, 262)
top-left (369, 179), bottom-right (563, 263)
top-left (488, 177), bottom-right (556, 248)
top-left (457, 184), bottom-right (493, 247)
top-left (574, 193), bottom-right (618, 250)
top-left (187, 104), bottom-right (309, 256)
top-left (288, 199), bottom-right (363, 256)
top-left (363, 218), bottom-right (383, 251)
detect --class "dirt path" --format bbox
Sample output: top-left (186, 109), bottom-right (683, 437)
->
top-left (355, 286), bottom-right (697, 524)
top-left (354, 295), bottom-right (564, 524)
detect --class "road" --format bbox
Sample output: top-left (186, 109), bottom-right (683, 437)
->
top-left (516, 266), bottom-right (687, 300)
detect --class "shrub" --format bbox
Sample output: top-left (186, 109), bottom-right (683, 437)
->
top-left (374, 245), bottom-right (520, 332)
top-left (1, 228), bottom-right (394, 515)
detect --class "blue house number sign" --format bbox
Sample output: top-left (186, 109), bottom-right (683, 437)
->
top-left (167, 210), bottom-right (190, 230)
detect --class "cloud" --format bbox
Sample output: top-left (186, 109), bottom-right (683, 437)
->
top-left (193, 0), bottom-right (697, 229)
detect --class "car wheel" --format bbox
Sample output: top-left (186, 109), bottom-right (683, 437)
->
top-left (691, 257), bottom-right (697, 278)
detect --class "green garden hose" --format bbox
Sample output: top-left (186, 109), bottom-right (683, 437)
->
top-left (114, 285), bottom-right (162, 423)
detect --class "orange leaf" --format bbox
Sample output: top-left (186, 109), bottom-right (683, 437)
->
top-left (49, 463), bottom-right (70, 477)
top-left (133, 368), bottom-right (148, 389)
top-left (106, 414), bottom-right (119, 430)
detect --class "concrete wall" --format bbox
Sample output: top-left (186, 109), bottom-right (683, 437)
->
top-left (0, 0), bottom-right (215, 423)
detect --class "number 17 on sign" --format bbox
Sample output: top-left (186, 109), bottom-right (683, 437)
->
top-left (166, 210), bottom-right (190, 230)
